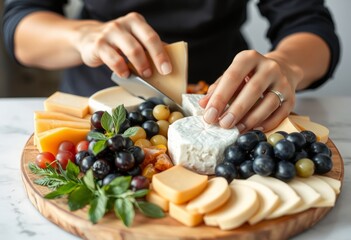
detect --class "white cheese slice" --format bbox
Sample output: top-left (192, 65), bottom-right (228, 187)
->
top-left (168, 116), bottom-right (239, 174)
top-left (247, 175), bottom-right (301, 219)
top-left (181, 94), bottom-right (205, 116)
top-left (314, 175), bottom-right (341, 194)
top-left (231, 179), bottom-right (280, 225)
top-left (287, 178), bottom-right (321, 214)
top-left (88, 86), bottom-right (144, 114)
top-left (204, 184), bottom-right (259, 230)
top-left (296, 176), bottom-right (336, 207)
top-left (186, 177), bottom-right (230, 214)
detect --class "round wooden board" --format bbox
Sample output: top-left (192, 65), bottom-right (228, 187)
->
top-left (21, 135), bottom-right (344, 240)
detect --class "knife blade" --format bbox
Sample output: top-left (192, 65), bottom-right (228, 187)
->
top-left (111, 73), bottom-right (184, 113)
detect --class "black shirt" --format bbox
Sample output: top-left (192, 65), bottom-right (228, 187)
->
top-left (3, 0), bottom-right (340, 96)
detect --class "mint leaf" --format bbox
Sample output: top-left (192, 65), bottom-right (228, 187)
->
top-left (87, 131), bottom-right (108, 141)
top-left (44, 181), bottom-right (78, 199)
top-left (135, 201), bottom-right (165, 218)
top-left (106, 176), bottom-right (131, 195)
top-left (101, 111), bottom-right (113, 133)
top-left (130, 189), bottom-right (149, 198)
top-left (122, 127), bottom-right (139, 138)
top-left (92, 140), bottom-right (107, 156)
top-left (112, 105), bottom-right (126, 133)
top-left (83, 169), bottom-right (95, 192)
top-left (114, 198), bottom-right (134, 227)
top-left (68, 184), bottom-right (94, 211)
top-left (66, 161), bottom-right (80, 181)
top-left (89, 190), bottom-right (108, 224)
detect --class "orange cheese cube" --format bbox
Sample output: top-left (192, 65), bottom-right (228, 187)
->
top-left (44, 92), bottom-right (89, 118)
top-left (34, 111), bottom-right (89, 122)
top-left (35, 127), bottom-right (89, 155)
top-left (34, 119), bottom-right (90, 134)
top-left (169, 202), bottom-right (203, 227)
top-left (152, 165), bottom-right (208, 204)
top-left (146, 189), bottom-right (169, 212)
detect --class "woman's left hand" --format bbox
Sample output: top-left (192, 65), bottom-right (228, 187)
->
top-left (198, 50), bottom-right (303, 133)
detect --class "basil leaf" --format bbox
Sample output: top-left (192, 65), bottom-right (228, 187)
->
top-left (68, 184), bottom-right (93, 211)
top-left (122, 127), bottom-right (139, 138)
top-left (44, 181), bottom-right (78, 199)
top-left (135, 201), bottom-right (165, 218)
top-left (92, 140), bottom-right (107, 156)
top-left (101, 111), bottom-right (113, 133)
top-left (89, 190), bottom-right (108, 224)
top-left (107, 176), bottom-right (131, 194)
top-left (83, 169), bottom-right (95, 192)
top-left (112, 105), bottom-right (126, 133)
top-left (114, 198), bottom-right (134, 227)
top-left (130, 189), bottom-right (149, 198)
top-left (66, 160), bottom-right (80, 181)
top-left (87, 131), bottom-right (108, 141)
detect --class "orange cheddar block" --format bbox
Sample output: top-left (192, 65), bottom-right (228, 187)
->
top-left (152, 165), bottom-right (208, 204)
top-left (34, 119), bottom-right (90, 134)
top-left (35, 127), bottom-right (89, 155)
top-left (34, 111), bottom-right (89, 122)
top-left (44, 92), bottom-right (89, 118)
top-left (146, 189), bottom-right (169, 212)
top-left (169, 202), bottom-right (203, 227)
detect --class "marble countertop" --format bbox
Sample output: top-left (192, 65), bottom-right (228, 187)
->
top-left (0, 97), bottom-right (350, 240)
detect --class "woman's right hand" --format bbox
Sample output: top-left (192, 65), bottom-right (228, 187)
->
top-left (75, 12), bottom-right (172, 78)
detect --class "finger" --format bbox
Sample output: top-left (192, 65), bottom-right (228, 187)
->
top-left (198, 77), bottom-right (221, 108)
top-left (257, 101), bottom-right (292, 132)
top-left (98, 44), bottom-right (129, 77)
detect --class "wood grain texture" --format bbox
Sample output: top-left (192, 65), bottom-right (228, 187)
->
top-left (21, 135), bottom-right (344, 240)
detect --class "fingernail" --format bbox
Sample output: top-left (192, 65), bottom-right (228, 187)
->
top-left (254, 126), bottom-right (264, 132)
top-left (161, 62), bottom-right (172, 75)
top-left (204, 107), bottom-right (218, 123)
top-left (121, 71), bottom-right (130, 78)
top-left (219, 113), bottom-right (235, 128)
top-left (143, 68), bottom-right (152, 78)
top-left (237, 123), bottom-right (246, 132)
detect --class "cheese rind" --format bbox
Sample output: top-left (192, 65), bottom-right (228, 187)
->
top-left (152, 165), bottom-right (208, 204)
top-left (169, 202), bottom-right (203, 227)
top-left (44, 92), bottom-right (89, 118)
top-left (34, 119), bottom-right (90, 134)
top-left (186, 177), bottom-right (230, 214)
top-left (168, 116), bottom-right (239, 174)
top-left (181, 94), bottom-right (205, 116)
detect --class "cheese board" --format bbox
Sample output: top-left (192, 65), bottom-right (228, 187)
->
top-left (21, 134), bottom-right (344, 240)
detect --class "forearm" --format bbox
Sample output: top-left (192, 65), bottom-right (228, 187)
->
top-left (14, 11), bottom-right (100, 69)
top-left (265, 32), bottom-right (331, 91)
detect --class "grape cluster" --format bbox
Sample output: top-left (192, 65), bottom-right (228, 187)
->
top-left (215, 130), bottom-right (333, 183)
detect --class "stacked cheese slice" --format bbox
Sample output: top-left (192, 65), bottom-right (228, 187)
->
top-left (148, 165), bottom-right (341, 230)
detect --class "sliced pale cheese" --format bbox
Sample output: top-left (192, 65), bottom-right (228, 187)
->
top-left (144, 41), bottom-right (188, 104)
top-left (168, 116), bottom-right (239, 174)
top-left (36, 127), bottom-right (89, 155)
top-left (146, 189), bottom-right (169, 212)
top-left (288, 115), bottom-right (311, 122)
top-left (169, 202), bottom-right (203, 227)
top-left (44, 91), bottom-right (89, 118)
top-left (287, 178), bottom-right (321, 214)
top-left (88, 86), bottom-right (144, 114)
top-left (204, 184), bottom-right (259, 230)
top-left (181, 94), bottom-right (205, 116)
top-left (296, 176), bottom-right (336, 207)
top-left (265, 117), bottom-right (301, 137)
top-left (289, 117), bottom-right (329, 143)
top-left (152, 165), bottom-right (208, 204)
top-left (314, 175), bottom-right (341, 194)
top-left (34, 119), bottom-right (90, 134)
top-left (231, 179), bottom-right (279, 225)
top-left (34, 111), bottom-right (89, 122)
top-left (186, 177), bottom-right (230, 214)
top-left (247, 175), bottom-right (301, 219)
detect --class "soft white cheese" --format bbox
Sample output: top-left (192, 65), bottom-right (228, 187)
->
top-left (181, 94), bottom-right (205, 116)
top-left (168, 116), bottom-right (239, 174)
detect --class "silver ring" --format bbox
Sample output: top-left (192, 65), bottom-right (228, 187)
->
top-left (269, 90), bottom-right (285, 107)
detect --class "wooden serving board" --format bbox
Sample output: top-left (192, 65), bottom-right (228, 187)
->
top-left (21, 135), bottom-right (344, 240)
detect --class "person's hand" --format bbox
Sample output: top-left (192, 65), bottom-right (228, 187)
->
top-left (199, 50), bottom-right (303, 133)
top-left (75, 12), bottom-right (172, 78)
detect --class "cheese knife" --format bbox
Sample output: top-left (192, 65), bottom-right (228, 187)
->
top-left (111, 73), bottom-right (184, 113)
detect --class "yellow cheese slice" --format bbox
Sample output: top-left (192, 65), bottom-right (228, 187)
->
top-left (287, 178), bottom-right (321, 214)
top-left (314, 175), bottom-right (341, 194)
top-left (88, 86), bottom-right (144, 114)
top-left (36, 127), bottom-right (89, 155)
top-left (296, 176), bottom-right (336, 207)
top-left (204, 184), bottom-right (259, 230)
top-left (288, 117), bottom-right (329, 143)
top-left (44, 92), bottom-right (89, 118)
top-left (231, 179), bottom-right (280, 225)
top-left (144, 41), bottom-right (188, 104)
top-left (186, 177), bottom-right (230, 214)
top-left (34, 111), bottom-right (89, 122)
top-left (169, 202), bottom-right (203, 227)
top-left (146, 189), bottom-right (169, 212)
top-left (152, 165), bottom-right (208, 204)
top-left (288, 115), bottom-right (311, 122)
top-left (34, 119), bottom-right (91, 134)
top-left (265, 117), bottom-right (301, 137)
top-left (247, 175), bottom-right (301, 219)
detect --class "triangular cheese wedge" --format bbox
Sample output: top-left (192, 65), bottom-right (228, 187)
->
top-left (288, 116), bottom-right (329, 143)
top-left (144, 41), bottom-right (188, 104)
top-left (265, 117), bottom-right (301, 137)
